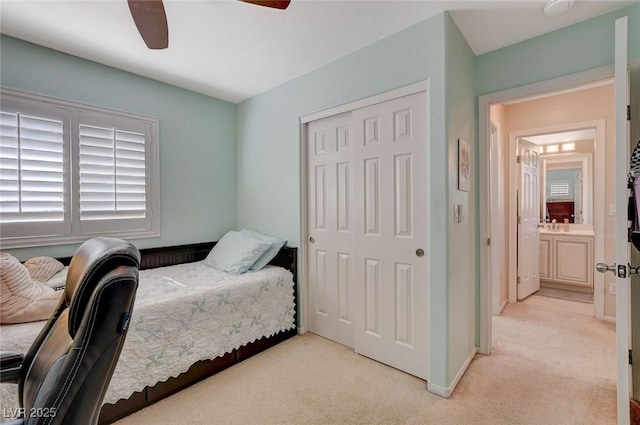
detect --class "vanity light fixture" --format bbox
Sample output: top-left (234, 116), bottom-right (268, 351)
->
top-left (561, 142), bottom-right (576, 152)
top-left (546, 144), bottom-right (559, 153)
top-left (543, 0), bottom-right (574, 17)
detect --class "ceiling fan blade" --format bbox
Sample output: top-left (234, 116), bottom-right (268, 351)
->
top-left (240, 0), bottom-right (291, 10)
top-left (127, 0), bottom-right (169, 49)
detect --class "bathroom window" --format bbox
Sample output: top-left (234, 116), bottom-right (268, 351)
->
top-left (550, 181), bottom-right (570, 198)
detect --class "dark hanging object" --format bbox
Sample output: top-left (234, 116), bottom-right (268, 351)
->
top-left (628, 140), bottom-right (640, 251)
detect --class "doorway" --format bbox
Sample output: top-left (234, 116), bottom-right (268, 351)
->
top-left (482, 75), bottom-right (619, 423)
top-left (479, 18), bottom-right (633, 424)
top-left (487, 82), bottom-right (611, 322)
top-left (478, 66), bottom-right (617, 356)
top-left (506, 121), bottom-right (606, 309)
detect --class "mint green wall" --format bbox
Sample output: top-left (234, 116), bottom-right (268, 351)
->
top-left (476, 4), bottom-right (640, 96)
top-left (445, 14), bottom-right (477, 385)
top-left (0, 35), bottom-right (238, 259)
top-left (238, 14), bottom-right (475, 388)
top-left (237, 14), bottom-right (447, 246)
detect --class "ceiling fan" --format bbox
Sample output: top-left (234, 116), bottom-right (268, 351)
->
top-left (127, 0), bottom-right (291, 50)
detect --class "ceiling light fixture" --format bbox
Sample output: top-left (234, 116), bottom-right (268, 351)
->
top-left (543, 0), bottom-right (574, 16)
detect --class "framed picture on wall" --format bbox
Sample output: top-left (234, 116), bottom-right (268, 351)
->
top-left (458, 138), bottom-right (471, 192)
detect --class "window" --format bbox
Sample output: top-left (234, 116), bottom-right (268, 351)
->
top-left (0, 88), bottom-right (159, 248)
top-left (549, 181), bottom-right (570, 198)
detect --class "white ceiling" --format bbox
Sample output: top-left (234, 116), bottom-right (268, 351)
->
top-left (0, 0), bottom-right (635, 103)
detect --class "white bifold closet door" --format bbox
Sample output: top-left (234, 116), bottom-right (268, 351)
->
top-left (307, 91), bottom-right (429, 380)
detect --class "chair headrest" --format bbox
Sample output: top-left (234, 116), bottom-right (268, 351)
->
top-left (66, 237), bottom-right (140, 336)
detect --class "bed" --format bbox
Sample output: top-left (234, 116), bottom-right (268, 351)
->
top-left (0, 241), bottom-right (297, 424)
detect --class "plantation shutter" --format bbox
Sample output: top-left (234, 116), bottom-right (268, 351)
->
top-left (74, 111), bottom-right (152, 235)
top-left (1, 88), bottom-right (158, 248)
top-left (78, 125), bottom-right (146, 220)
top-left (0, 112), bottom-right (65, 222)
top-left (0, 97), bottom-right (70, 239)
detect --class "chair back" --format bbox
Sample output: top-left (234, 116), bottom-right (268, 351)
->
top-left (18, 237), bottom-right (140, 425)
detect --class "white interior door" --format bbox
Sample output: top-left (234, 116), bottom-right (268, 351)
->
top-left (613, 16), bottom-right (631, 425)
top-left (307, 111), bottom-right (354, 348)
top-left (351, 91), bottom-right (429, 380)
top-left (517, 139), bottom-right (541, 300)
top-left (489, 123), bottom-right (503, 315)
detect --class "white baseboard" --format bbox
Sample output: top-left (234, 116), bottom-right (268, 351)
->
top-left (604, 315), bottom-right (616, 323)
top-left (498, 298), bottom-right (508, 315)
top-left (427, 382), bottom-right (451, 398)
top-left (427, 348), bottom-right (477, 398)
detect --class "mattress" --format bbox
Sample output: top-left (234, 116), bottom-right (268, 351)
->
top-left (0, 261), bottom-right (295, 411)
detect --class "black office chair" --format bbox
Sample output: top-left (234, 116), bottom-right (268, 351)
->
top-left (0, 237), bottom-right (140, 425)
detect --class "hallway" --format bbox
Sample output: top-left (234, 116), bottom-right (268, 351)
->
top-left (476, 294), bottom-right (617, 424)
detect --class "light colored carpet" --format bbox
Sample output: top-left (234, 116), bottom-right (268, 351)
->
top-left (114, 295), bottom-right (617, 425)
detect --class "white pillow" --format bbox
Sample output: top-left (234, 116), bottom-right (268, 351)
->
top-left (0, 253), bottom-right (60, 324)
top-left (43, 266), bottom-right (68, 290)
top-left (203, 231), bottom-right (271, 274)
top-left (24, 256), bottom-right (64, 281)
top-left (240, 229), bottom-right (287, 271)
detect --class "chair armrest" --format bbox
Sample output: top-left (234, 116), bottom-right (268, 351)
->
top-left (0, 351), bottom-right (23, 383)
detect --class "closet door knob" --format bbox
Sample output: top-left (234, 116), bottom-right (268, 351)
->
top-left (309, 237), bottom-right (315, 244)
top-left (416, 248), bottom-right (424, 257)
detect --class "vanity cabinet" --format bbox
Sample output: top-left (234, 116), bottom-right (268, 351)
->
top-left (539, 233), bottom-right (594, 290)
top-left (539, 238), bottom-right (552, 280)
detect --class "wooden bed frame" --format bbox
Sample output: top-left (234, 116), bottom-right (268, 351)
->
top-left (56, 241), bottom-right (297, 425)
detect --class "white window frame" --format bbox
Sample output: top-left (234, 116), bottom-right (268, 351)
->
top-left (0, 88), bottom-right (160, 248)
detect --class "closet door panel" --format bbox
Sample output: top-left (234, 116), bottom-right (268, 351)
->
top-left (307, 112), bottom-right (354, 348)
top-left (352, 91), bottom-right (429, 380)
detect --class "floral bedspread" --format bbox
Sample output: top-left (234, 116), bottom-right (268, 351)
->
top-left (0, 262), bottom-right (295, 410)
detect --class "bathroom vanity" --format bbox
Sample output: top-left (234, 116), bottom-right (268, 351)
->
top-left (539, 229), bottom-right (594, 292)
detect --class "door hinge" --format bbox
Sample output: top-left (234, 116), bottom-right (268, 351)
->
top-left (517, 276), bottom-right (521, 284)
top-left (517, 216), bottom-right (522, 224)
top-left (516, 155), bottom-right (521, 164)
top-left (628, 105), bottom-right (632, 121)
top-left (630, 349), bottom-right (633, 365)
top-left (487, 238), bottom-right (491, 246)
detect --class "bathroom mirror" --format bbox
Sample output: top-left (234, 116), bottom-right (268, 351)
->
top-left (521, 132), bottom-right (594, 225)
top-left (543, 154), bottom-right (592, 224)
